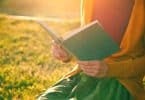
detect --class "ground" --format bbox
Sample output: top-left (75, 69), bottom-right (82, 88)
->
top-left (0, 14), bottom-right (79, 100)
top-left (0, 14), bottom-right (144, 100)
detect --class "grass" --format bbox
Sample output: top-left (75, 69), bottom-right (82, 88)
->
top-left (0, 14), bottom-right (80, 100)
top-left (0, 14), bottom-right (145, 99)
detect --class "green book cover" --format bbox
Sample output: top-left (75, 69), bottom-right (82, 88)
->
top-left (62, 21), bottom-right (120, 60)
top-left (38, 20), bottom-right (120, 61)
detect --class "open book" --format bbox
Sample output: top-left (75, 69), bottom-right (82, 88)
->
top-left (37, 20), bottom-right (120, 61)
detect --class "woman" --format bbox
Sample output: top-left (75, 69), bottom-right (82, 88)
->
top-left (38, 0), bottom-right (145, 100)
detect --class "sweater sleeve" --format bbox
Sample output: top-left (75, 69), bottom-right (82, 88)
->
top-left (104, 54), bottom-right (145, 78)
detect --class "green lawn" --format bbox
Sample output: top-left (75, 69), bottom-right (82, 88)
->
top-left (0, 14), bottom-right (79, 100)
top-left (0, 14), bottom-right (144, 100)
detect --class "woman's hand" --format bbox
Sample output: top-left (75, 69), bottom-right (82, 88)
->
top-left (77, 60), bottom-right (108, 78)
top-left (51, 41), bottom-right (71, 62)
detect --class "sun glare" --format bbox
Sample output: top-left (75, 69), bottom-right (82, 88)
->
top-left (0, 0), bottom-right (80, 19)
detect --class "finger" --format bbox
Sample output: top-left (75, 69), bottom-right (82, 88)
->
top-left (86, 70), bottom-right (102, 78)
top-left (52, 44), bottom-right (67, 56)
top-left (51, 41), bottom-right (62, 49)
top-left (78, 60), bottom-right (100, 66)
top-left (53, 44), bottom-right (61, 49)
top-left (51, 40), bottom-right (59, 48)
top-left (81, 67), bottom-right (93, 73)
top-left (80, 66), bottom-right (96, 72)
top-left (79, 64), bottom-right (91, 70)
top-left (82, 67), bottom-right (105, 78)
top-left (54, 51), bottom-right (67, 60)
top-left (80, 66), bottom-right (100, 74)
top-left (77, 61), bottom-right (89, 65)
top-left (57, 49), bottom-right (67, 57)
top-left (53, 51), bottom-right (61, 59)
top-left (52, 47), bottom-right (63, 59)
top-left (79, 63), bottom-right (98, 70)
top-left (80, 65), bottom-right (97, 73)
top-left (83, 70), bottom-right (97, 77)
top-left (52, 45), bottom-right (59, 52)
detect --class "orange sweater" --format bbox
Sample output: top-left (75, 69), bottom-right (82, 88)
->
top-left (81, 0), bottom-right (145, 99)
